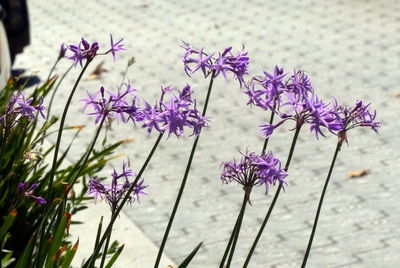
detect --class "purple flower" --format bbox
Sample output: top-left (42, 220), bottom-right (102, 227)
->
top-left (328, 99), bottom-right (380, 143)
top-left (105, 34), bottom-right (125, 62)
top-left (87, 162), bottom-right (148, 210)
top-left (0, 92), bottom-right (46, 128)
top-left (58, 43), bottom-right (67, 60)
top-left (17, 182), bottom-right (46, 204)
top-left (141, 84), bottom-right (211, 138)
top-left (247, 68), bottom-right (337, 140)
top-left (244, 66), bottom-right (286, 111)
top-left (181, 42), bottom-right (249, 86)
top-left (67, 38), bottom-right (99, 67)
top-left (81, 83), bottom-right (141, 125)
top-left (221, 150), bottom-right (287, 203)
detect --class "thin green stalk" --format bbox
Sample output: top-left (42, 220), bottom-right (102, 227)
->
top-left (243, 126), bottom-right (301, 268)
top-left (153, 70), bottom-right (216, 268)
top-left (220, 193), bottom-right (247, 268)
top-left (47, 64), bottom-right (74, 119)
top-left (100, 211), bottom-right (115, 268)
top-left (47, 61), bottom-right (90, 202)
top-left (219, 213), bottom-right (241, 268)
top-left (301, 141), bottom-right (342, 268)
top-left (261, 108), bottom-right (276, 154)
top-left (65, 114), bottom-right (106, 194)
top-left (94, 216), bottom-right (104, 252)
top-left (47, 58), bottom-right (60, 82)
top-left (84, 132), bottom-right (164, 268)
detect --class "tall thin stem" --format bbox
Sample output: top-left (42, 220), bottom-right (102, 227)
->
top-left (219, 194), bottom-right (247, 268)
top-left (301, 141), bottom-right (342, 268)
top-left (47, 61), bottom-right (90, 202)
top-left (153, 70), bottom-right (216, 268)
top-left (225, 193), bottom-right (248, 268)
top-left (84, 132), bottom-right (164, 268)
top-left (243, 126), bottom-right (301, 268)
top-left (47, 64), bottom-right (74, 119)
top-left (46, 58), bottom-right (60, 82)
top-left (66, 114), bottom-right (106, 193)
top-left (100, 210), bottom-right (115, 268)
top-left (261, 108), bottom-right (277, 154)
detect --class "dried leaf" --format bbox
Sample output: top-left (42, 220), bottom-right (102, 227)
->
top-left (347, 169), bottom-right (370, 178)
top-left (395, 93), bottom-right (400, 98)
top-left (87, 61), bottom-right (107, 80)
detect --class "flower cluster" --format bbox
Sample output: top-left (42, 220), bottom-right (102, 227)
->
top-left (87, 162), bottom-right (148, 210)
top-left (245, 67), bottom-right (339, 139)
top-left (328, 99), bottom-right (380, 143)
top-left (221, 150), bottom-right (287, 202)
top-left (141, 85), bottom-right (210, 138)
top-left (0, 91), bottom-right (46, 128)
top-left (67, 35), bottom-right (124, 67)
top-left (81, 83), bottom-right (143, 125)
top-left (181, 42), bottom-right (249, 86)
top-left (245, 67), bottom-right (380, 141)
top-left (17, 182), bottom-right (46, 204)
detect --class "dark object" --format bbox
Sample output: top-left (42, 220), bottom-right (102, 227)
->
top-left (0, 0), bottom-right (30, 64)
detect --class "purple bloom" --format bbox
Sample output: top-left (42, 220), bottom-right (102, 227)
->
top-left (58, 43), bottom-right (67, 60)
top-left (67, 38), bottom-right (99, 67)
top-left (244, 66), bottom-right (286, 111)
top-left (81, 83), bottom-right (141, 125)
top-left (141, 84), bottom-right (211, 138)
top-left (221, 150), bottom-right (287, 203)
top-left (247, 68), bottom-right (337, 140)
top-left (105, 34), bottom-right (125, 62)
top-left (17, 182), bottom-right (46, 204)
top-left (87, 162), bottom-right (148, 210)
top-left (0, 92), bottom-right (46, 128)
top-left (328, 99), bottom-right (380, 143)
top-left (181, 42), bottom-right (249, 86)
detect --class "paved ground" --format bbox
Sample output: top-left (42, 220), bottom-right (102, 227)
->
top-left (14, 0), bottom-right (400, 267)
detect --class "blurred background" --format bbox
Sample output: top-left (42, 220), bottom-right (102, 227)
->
top-left (5, 0), bottom-right (400, 267)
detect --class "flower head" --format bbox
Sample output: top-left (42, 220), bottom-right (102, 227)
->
top-left (106, 34), bottom-right (125, 62)
top-left (0, 92), bottom-right (46, 128)
top-left (87, 162), bottom-right (148, 210)
top-left (328, 99), bottom-right (380, 144)
top-left (81, 83), bottom-right (142, 125)
top-left (246, 68), bottom-right (336, 140)
top-left (67, 38), bottom-right (99, 67)
top-left (181, 42), bottom-right (249, 86)
top-left (17, 182), bottom-right (46, 204)
top-left (221, 150), bottom-right (287, 203)
top-left (141, 84), bottom-right (211, 138)
top-left (58, 43), bottom-right (67, 60)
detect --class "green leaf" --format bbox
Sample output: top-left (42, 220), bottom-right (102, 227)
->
top-left (1, 250), bottom-right (15, 267)
top-left (0, 210), bottom-right (17, 242)
top-left (177, 241), bottom-right (204, 268)
top-left (104, 244), bottom-right (124, 268)
top-left (45, 213), bottom-right (70, 268)
top-left (61, 239), bottom-right (79, 268)
top-left (15, 236), bottom-right (35, 268)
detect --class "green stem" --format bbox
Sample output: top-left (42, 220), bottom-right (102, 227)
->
top-left (100, 211), bottom-right (115, 268)
top-left (153, 71), bottom-right (216, 268)
top-left (47, 58), bottom-right (60, 82)
top-left (243, 126), bottom-right (301, 268)
top-left (84, 132), bottom-right (164, 268)
top-left (219, 213), bottom-right (241, 268)
top-left (47, 64), bottom-right (74, 119)
top-left (47, 61), bottom-right (90, 203)
top-left (261, 109), bottom-right (276, 154)
top-left (65, 113), bottom-right (106, 193)
top-left (301, 141), bottom-right (342, 268)
top-left (222, 193), bottom-right (248, 268)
